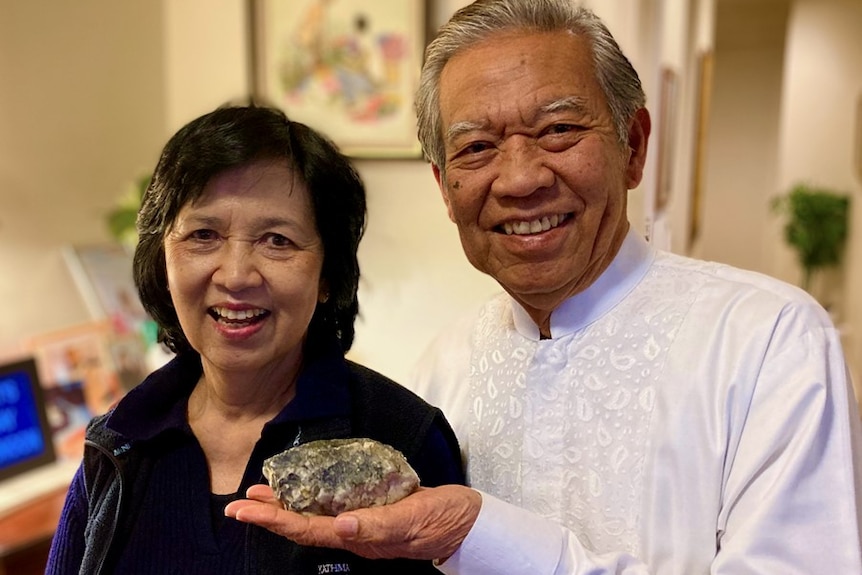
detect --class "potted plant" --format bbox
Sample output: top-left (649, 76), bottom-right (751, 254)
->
top-left (771, 183), bottom-right (850, 293)
top-left (106, 173), bottom-right (150, 250)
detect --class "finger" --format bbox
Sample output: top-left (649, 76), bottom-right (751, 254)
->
top-left (332, 485), bottom-right (480, 560)
top-left (332, 513), bottom-right (360, 538)
top-left (332, 508), bottom-right (403, 542)
top-left (333, 509), bottom-right (430, 560)
top-left (245, 483), bottom-right (280, 504)
top-left (332, 488), bottom-right (426, 542)
top-left (226, 500), bottom-right (285, 525)
top-left (229, 502), bottom-right (349, 550)
top-left (224, 498), bottom-right (263, 517)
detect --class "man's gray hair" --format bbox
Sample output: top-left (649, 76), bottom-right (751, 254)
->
top-left (415, 0), bottom-right (646, 170)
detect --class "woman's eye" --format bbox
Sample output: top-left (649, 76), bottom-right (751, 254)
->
top-left (264, 233), bottom-right (292, 248)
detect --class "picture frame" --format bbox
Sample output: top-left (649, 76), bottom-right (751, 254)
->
top-left (26, 321), bottom-right (125, 460)
top-left (0, 357), bottom-right (56, 481)
top-left (688, 51), bottom-right (714, 249)
top-left (856, 92), bottom-right (862, 185)
top-left (62, 244), bottom-right (148, 337)
top-left (62, 244), bottom-right (152, 393)
top-left (250, 0), bottom-right (427, 159)
top-left (654, 67), bottom-right (678, 214)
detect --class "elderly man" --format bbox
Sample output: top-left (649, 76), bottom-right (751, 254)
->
top-left (228, 1), bottom-right (862, 573)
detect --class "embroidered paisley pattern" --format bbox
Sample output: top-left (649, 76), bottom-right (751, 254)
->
top-left (467, 266), bottom-right (696, 556)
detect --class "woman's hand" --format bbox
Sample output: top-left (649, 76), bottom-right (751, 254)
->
top-left (224, 483), bottom-right (482, 561)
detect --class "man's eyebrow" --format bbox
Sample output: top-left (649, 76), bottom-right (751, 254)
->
top-left (445, 120), bottom-right (489, 143)
top-left (444, 97), bottom-right (590, 144)
top-left (538, 96), bottom-right (590, 116)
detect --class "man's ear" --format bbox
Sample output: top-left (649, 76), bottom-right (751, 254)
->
top-left (625, 107), bottom-right (651, 190)
top-left (432, 164), bottom-right (457, 223)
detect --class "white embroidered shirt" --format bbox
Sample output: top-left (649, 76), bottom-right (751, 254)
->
top-left (409, 229), bottom-right (862, 574)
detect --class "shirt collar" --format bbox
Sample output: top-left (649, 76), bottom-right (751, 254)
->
top-left (511, 227), bottom-right (655, 340)
top-left (107, 341), bottom-right (352, 441)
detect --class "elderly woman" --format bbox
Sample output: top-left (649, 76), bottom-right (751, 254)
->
top-left (46, 104), bottom-right (464, 574)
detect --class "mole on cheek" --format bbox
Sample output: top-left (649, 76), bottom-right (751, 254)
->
top-left (452, 181), bottom-right (461, 190)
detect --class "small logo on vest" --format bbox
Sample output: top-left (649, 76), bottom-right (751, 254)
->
top-left (317, 563), bottom-right (351, 574)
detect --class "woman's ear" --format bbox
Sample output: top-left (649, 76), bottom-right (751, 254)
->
top-left (318, 279), bottom-right (330, 304)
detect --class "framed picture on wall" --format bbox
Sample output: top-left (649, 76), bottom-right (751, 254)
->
top-left (856, 92), bottom-right (862, 185)
top-left (654, 67), bottom-right (678, 215)
top-left (250, 0), bottom-right (427, 159)
top-left (688, 51), bottom-right (714, 249)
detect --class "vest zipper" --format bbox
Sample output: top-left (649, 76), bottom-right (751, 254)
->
top-left (84, 439), bottom-right (126, 575)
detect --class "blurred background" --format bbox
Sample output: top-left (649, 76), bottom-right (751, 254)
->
top-left (0, 0), bottom-right (860, 404)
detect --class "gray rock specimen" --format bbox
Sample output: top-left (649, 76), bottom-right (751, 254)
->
top-left (263, 438), bottom-right (420, 516)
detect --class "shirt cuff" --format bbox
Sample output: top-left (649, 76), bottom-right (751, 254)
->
top-left (435, 491), bottom-right (563, 575)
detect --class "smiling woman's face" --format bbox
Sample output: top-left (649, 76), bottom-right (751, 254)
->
top-left (163, 158), bottom-right (325, 379)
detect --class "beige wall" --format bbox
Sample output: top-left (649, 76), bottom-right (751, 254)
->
top-left (162, 0), bottom-right (250, 133)
top-left (0, 0), bottom-right (503, 382)
top-left (695, 0), bottom-right (790, 273)
top-left (0, 0), bottom-right (714, 383)
top-left (695, 0), bottom-right (862, 396)
top-left (2, 0), bottom-right (857, 390)
top-left (0, 1), bottom-right (167, 354)
top-left (778, 0), bottom-right (862, 388)
top-left (329, 0), bottom-right (502, 379)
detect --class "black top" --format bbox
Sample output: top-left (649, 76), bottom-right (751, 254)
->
top-left (46, 341), bottom-right (465, 575)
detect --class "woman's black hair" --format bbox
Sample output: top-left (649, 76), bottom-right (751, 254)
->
top-left (133, 103), bottom-right (366, 356)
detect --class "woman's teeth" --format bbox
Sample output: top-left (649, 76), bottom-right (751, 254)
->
top-left (503, 213), bottom-right (569, 235)
top-left (211, 307), bottom-right (267, 321)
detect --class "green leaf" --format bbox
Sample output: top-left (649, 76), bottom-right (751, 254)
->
top-left (772, 183), bottom-right (850, 289)
top-left (107, 207), bottom-right (138, 241)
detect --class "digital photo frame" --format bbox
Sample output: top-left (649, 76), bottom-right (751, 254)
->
top-left (0, 357), bottom-right (56, 482)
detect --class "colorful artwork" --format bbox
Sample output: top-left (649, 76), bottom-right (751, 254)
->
top-left (254, 0), bottom-right (425, 158)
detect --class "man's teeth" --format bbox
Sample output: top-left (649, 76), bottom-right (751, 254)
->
top-left (503, 213), bottom-right (568, 235)
top-left (213, 307), bottom-right (267, 321)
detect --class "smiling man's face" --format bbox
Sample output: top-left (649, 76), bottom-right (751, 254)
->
top-left (434, 30), bottom-right (649, 331)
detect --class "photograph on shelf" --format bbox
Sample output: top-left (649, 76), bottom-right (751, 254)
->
top-left (63, 243), bottom-right (159, 386)
top-left (251, 0), bottom-right (426, 158)
top-left (26, 322), bottom-right (125, 460)
top-left (62, 244), bottom-right (149, 337)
